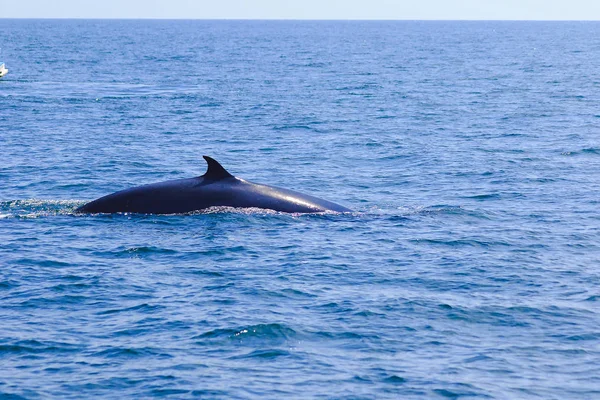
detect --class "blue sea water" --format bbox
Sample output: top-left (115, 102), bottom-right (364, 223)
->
top-left (1, 19), bottom-right (600, 398)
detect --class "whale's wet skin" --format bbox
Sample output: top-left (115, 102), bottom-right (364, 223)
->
top-left (76, 156), bottom-right (352, 214)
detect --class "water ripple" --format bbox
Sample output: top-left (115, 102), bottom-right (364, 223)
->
top-left (2, 20), bottom-right (600, 399)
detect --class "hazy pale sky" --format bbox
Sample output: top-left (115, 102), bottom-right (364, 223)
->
top-left (2, 0), bottom-right (600, 20)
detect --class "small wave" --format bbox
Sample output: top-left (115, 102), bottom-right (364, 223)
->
top-left (0, 340), bottom-right (80, 356)
top-left (411, 238), bottom-right (511, 248)
top-left (104, 246), bottom-right (179, 258)
top-left (561, 147), bottom-right (600, 156)
top-left (271, 124), bottom-right (314, 131)
top-left (1, 200), bottom-right (488, 221)
top-left (0, 199), bottom-right (83, 218)
top-left (150, 389), bottom-right (191, 397)
top-left (186, 268), bottom-right (226, 277)
top-left (279, 288), bottom-right (318, 299)
top-left (376, 204), bottom-right (462, 216)
top-left (419, 204), bottom-right (466, 214)
top-left (192, 206), bottom-right (352, 218)
top-left (0, 200), bottom-right (355, 218)
top-left (0, 391), bottom-right (28, 400)
top-left (462, 193), bottom-right (501, 201)
top-left (312, 330), bottom-right (365, 340)
top-left (194, 206), bottom-right (280, 215)
top-left (433, 387), bottom-right (484, 399)
top-left (19, 294), bottom-right (89, 308)
top-left (16, 258), bottom-right (73, 268)
top-left (378, 204), bottom-right (491, 221)
top-left (194, 323), bottom-right (297, 344)
top-left (383, 375), bottom-right (407, 385)
top-left (229, 349), bottom-right (293, 360)
top-left (0, 280), bottom-right (18, 290)
top-left (91, 347), bottom-right (168, 359)
top-left (97, 303), bottom-right (164, 315)
top-left (125, 246), bottom-right (177, 254)
top-left (580, 147), bottom-right (600, 155)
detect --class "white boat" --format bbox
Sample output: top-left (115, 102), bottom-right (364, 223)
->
top-left (0, 62), bottom-right (7, 78)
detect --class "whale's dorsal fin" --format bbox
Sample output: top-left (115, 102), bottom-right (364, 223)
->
top-left (202, 156), bottom-right (233, 180)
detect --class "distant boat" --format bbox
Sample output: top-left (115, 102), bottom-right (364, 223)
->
top-left (0, 62), bottom-right (7, 78)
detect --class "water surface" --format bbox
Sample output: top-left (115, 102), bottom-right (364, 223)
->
top-left (1, 20), bottom-right (600, 399)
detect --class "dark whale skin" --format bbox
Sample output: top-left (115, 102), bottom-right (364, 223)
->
top-left (76, 156), bottom-right (352, 214)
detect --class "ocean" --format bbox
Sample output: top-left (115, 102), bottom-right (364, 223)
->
top-left (1, 20), bottom-right (600, 398)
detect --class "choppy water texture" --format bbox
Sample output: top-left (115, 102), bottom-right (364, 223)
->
top-left (2, 20), bottom-right (600, 399)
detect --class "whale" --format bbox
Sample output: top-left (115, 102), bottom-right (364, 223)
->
top-left (76, 156), bottom-right (352, 214)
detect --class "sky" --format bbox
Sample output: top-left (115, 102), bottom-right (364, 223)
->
top-left (2, 0), bottom-right (600, 20)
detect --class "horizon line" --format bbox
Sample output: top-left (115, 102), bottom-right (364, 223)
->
top-left (1, 17), bottom-right (599, 22)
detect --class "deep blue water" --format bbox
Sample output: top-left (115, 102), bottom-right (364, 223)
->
top-left (2, 19), bottom-right (600, 399)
